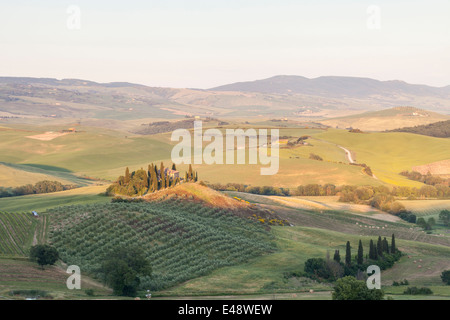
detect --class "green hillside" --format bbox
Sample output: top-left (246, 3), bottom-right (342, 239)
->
top-left (0, 212), bottom-right (38, 255)
top-left (0, 186), bottom-right (110, 213)
top-left (315, 130), bottom-right (450, 186)
top-left (0, 125), bottom-right (174, 180)
top-left (47, 201), bottom-right (276, 291)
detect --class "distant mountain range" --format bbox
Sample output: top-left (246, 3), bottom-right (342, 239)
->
top-left (211, 75), bottom-right (450, 98)
top-left (0, 76), bottom-right (449, 122)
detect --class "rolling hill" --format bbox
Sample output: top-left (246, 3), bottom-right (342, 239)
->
top-left (210, 75), bottom-right (450, 98)
top-left (1, 76), bottom-right (450, 122)
top-left (319, 107), bottom-right (450, 131)
top-left (388, 119), bottom-right (450, 138)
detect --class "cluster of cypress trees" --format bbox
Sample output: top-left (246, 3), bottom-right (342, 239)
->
top-left (305, 234), bottom-right (400, 282)
top-left (333, 234), bottom-right (397, 266)
top-left (107, 163), bottom-right (198, 197)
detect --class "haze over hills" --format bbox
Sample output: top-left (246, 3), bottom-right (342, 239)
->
top-left (319, 107), bottom-right (450, 131)
top-left (210, 75), bottom-right (450, 98)
top-left (0, 76), bottom-right (449, 123)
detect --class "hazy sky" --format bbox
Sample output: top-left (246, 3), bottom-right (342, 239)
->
top-left (1, 0), bottom-right (449, 88)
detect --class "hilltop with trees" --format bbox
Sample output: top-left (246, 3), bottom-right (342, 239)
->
top-left (106, 162), bottom-right (198, 197)
top-left (304, 234), bottom-right (401, 283)
top-left (388, 120), bottom-right (450, 138)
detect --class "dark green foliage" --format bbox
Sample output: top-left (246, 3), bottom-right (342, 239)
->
top-left (441, 270), bottom-right (450, 285)
top-left (99, 246), bottom-right (152, 296)
top-left (305, 236), bottom-right (401, 284)
top-left (417, 217), bottom-right (435, 231)
top-left (29, 244), bottom-right (59, 268)
top-left (369, 240), bottom-right (376, 260)
top-left (9, 289), bottom-right (52, 299)
top-left (304, 258), bottom-right (333, 281)
top-left (357, 240), bottom-right (363, 265)
top-left (345, 241), bottom-right (351, 266)
top-left (85, 289), bottom-right (95, 296)
top-left (391, 234), bottom-right (396, 254)
top-left (0, 180), bottom-right (76, 198)
top-left (392, 279), bottom-right (409, 286)
top-left (333, 250), bottom-right (341, 263)
top-left (377, 236), bottom-right (383, 257)
top-left (389, 120), bottom-right (450, 138)
top-left (398, 212), bottom-right (417, 223)
top-left (439, 210), bottom-right (450, 227)
top-left (48, 201), bottom-right (276, 291)
top-left (382, 237), bottom-right (389, 254)
top-left (403, 287), bottom-right (433, 295)
top-left (332, 276), bottom-right (384, 300)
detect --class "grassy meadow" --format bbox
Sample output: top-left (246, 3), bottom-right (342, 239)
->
top-left (0, 119), bottom-right (449, 300)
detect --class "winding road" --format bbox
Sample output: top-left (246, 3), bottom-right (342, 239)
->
top-left (338, 145), bottom-right (355, 164)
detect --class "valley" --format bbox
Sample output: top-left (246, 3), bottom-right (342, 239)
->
top-left (0, 76), bottom-right (449, 300)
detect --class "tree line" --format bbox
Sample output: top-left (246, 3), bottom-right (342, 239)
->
top-left (304, 234), bottom-right (401, 283)
top-left (388, 120), bottom-right (450, 138)
top-left (209, 182), bottom-right (449, 200)
top-left (0, 180), bottom-right (77, 198)
top-left (106, 162), bottom-right (198, 197)
top-left (400, 170), bottom-right (449, 187)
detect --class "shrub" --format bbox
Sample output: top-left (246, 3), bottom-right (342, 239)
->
top-left (29, 245), bottom-right (59, 268)
top-left (304, 258), bottom-right (334, 281)
top-left (441, 270), bottom-right (450, 285)
top-left (332, 276), bottom-right (384, 300)
top-left (85, 289), bottom-right (95, 296)
top-left (309, 153), bottom-right (323, 161)
top-left (403, 287), bottom-right (433, 295)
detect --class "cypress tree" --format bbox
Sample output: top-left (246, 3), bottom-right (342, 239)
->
top-left (345, 241), bottom-right (351, 266)
top-left (160, 162), bottom-right (165, 189)
top-left (373, 244), bottom-right (378, 260)
top-left (357, 240), bottom-right (364, 265)
top-left (369, 239), bottom-right (375, 260)
top-left (383, 237), bottom-right (389, 254)
top-left (333, 250), bottom-right (341, 263)
top-left (377, 236), bottom-right (383, 257)
top-left (124, 167), bottom-right (131, 184)
top-left (188, 164), bottom-right (193, 181)
top-left (147, 165), bottom-right (153, 190)
top-left (391, 234), bottom-right (396, 254)
top-left (172, 163), bottom-right (177, 170)
top-left (195, 171), bottom-right (198, 182)
top-left (142, 169), bottom-right (148, 189)
top-left (149, 165), bottom-right (157, 192)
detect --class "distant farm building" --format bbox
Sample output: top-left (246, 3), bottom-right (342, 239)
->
top-left (32, 211), bottom-right (39, 217)
top-left (62, 128), bottom-right (76, 133)
top-left (164, 168), bottom-right (179, 179)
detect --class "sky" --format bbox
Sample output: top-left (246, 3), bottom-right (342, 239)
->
top-left (0, 0), bottom-right (449, 88)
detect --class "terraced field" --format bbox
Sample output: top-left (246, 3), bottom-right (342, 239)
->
top-left (0, 212), bottom-right (39, 255)
top-left (47, 201), bottom-right (277, 290)
top-left (398, 200), bottom-right (450, 217)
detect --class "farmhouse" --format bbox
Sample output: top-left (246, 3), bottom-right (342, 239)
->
top-left (165, 168), bottom-right (179, 179)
